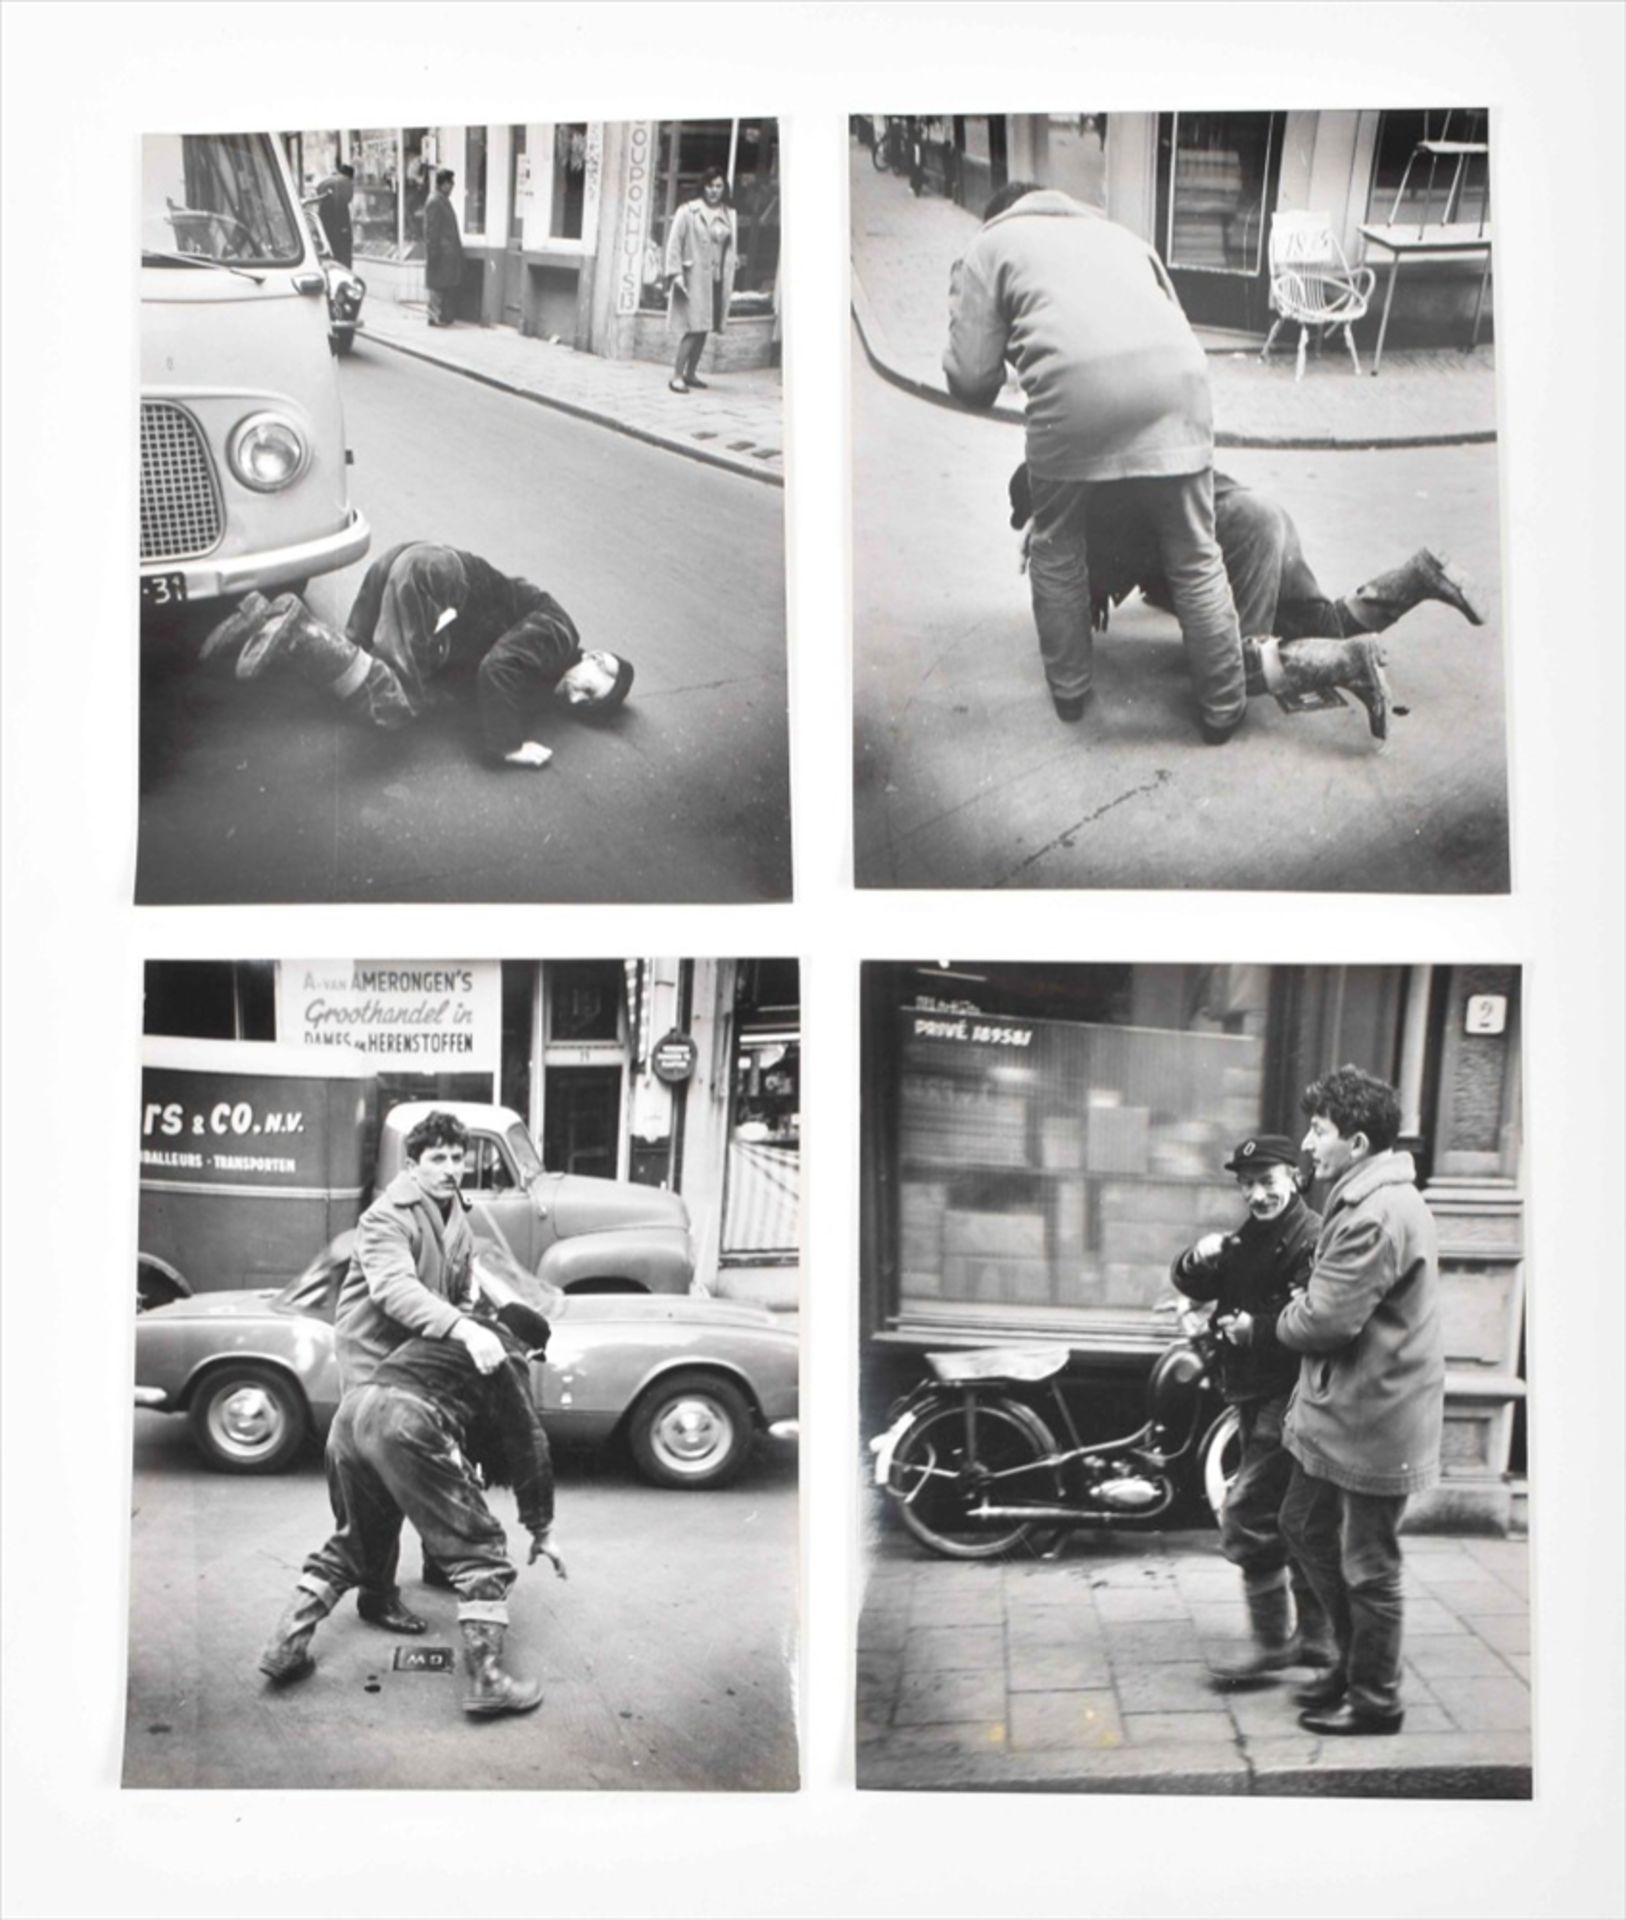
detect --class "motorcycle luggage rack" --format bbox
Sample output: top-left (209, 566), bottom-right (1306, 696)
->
top-left (926, 1346), bottom-right (1069, 1386)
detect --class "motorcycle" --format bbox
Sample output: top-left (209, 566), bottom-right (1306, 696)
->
top-left (870, 1298), bottom-right (1243, 1560)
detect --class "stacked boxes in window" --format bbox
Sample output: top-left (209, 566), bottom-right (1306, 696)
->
top-left (940, 1208), bottom-right (1051, 1306)
top-left (899, 1180), bottom-right (948, 1298)
top-left (1099, 1176), bottom-right (1237, 1309)
top-left (899, 1076), bottom-right (1029, 1169)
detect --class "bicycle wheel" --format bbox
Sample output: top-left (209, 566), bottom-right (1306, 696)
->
top-left (889, 1396), bottom-right (1062, 1560)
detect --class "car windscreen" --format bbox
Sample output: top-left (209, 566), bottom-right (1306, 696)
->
top-left (142, 132), bottom-right (304, 268)
top-left (506, 1124), bottom-right (544, 1183)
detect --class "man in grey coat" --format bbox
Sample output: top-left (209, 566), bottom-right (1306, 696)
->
top-left (1277, 1066), bottom-right (1445, 1735)
top-left (944, 182), bottom-right (1246, 743)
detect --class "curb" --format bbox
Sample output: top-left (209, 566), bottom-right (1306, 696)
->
top-left (857, 1752), bottom-right (1532, 1799)
top-left (849, 272), bottom-right (1497, 453)
top-left (362, 328), bottom-right (785, 490)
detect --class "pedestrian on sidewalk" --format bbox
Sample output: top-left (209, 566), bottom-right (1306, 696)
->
top-left (424, 168), bottom-right (464, 327)
top-left (1170, 1135), bottom-right (1334, 1683)
top-left (201, 543), bottom-right (635, 769)
top-left (944, 182), bottom-right (1247, 743)
top-left (1277, 1066), bottom-right (1445, 1736)
top-left (664, 167), bottom-right (737, 394)
top-left (311, 161), bottom-right (355, 268)
top-left (1007, 463), bottom-right (1487, 743)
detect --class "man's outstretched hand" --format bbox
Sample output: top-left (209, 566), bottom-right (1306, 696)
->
top-left (529, 1528), bottom-right (568, 1579)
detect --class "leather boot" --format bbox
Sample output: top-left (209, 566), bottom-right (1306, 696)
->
top-left (459, 1619), bottom-right (543, 1718)
top-left (1207, 1570), bottom-right (1295, 1682)
top-left (357, 1590), bottom-right (428, 1634)
top-left (1251, 634), bottom-right (1392, 742)
top-left (1343, 548), bottom-right (1486, 631)
top-left (258, 1583), bottom-right (333, 1685)
top-left (199, 590), bottom-right (274, 667)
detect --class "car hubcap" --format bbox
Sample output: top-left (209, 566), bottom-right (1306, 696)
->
top-left (211, 1386), bottom-right (283, 1457)
top-left (649, 1396), bottom-right (731, 1474)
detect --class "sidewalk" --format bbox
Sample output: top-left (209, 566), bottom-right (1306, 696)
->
top-left (360, 298), bottom-right (785, 487)
top-left (857, 1525), bottom-right (1531, 1797)
top-left (849, 141), bottom-right (1498, 450)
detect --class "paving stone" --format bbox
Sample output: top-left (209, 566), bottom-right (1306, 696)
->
top-left (1091, 1586), bottom-right (1192, 1623)
top-left (1225, 1685), bottom-right (1309, 1738)
top-left (1007, 1643), bottom-right (1114, 1693)
top-left (902, 1625), bottom-right (1006, 1674)
top-left (856, 1609), bottom-right (909, 1653)
top-left (1407, 1637), bottom-right (1518, 1680)
top-left (1006, 1607), bottom-right (1107, 1650)
top-left (1122, 1710), bottom-right (1239, 1746)
top-left (1462, 1540), bottom-right (1531, 1590)
top-left (1402, 1596), bottom-right (1474, 1635)
top-left (1114, 1661), bottom-right (1229, 1714)
top-left (1075, 1558), bottom-right (1178, 1590)
top-left (894, 1667), bottom-right (1008, 1727)
top-left (855, 1649), bottom-right (903, 1706)
top-left (1424, 1675), bottom-right (1531, 1733)
top-left (1104, 1620), bottom-right (1210, 1665)
top-left (908, 1588), bottom-right (1007, 1628)
top-left (1008, 1688), bottom-right (1125, 1752)
top-left (1503, 1653), bottom-right (1532, 1683)
top-left (1419, 1578), bottom-right (1528, 1617)
top-left (865, 1719), bottom-right (1011, 1759)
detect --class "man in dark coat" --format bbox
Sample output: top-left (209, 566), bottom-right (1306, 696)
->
top-left (201, 544), bottom-right (635, 768)
top-left (1171, 1135), bottom-right (1332, 1680)
top-left (424, 167), bottom-right (464, 327)
top-left (1277, 1065), bottom-right (1445, 1736)
top-left (312, 162), bottom-right (355, 267)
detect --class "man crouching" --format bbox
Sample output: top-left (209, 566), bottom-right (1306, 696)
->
top-left (257, 1294), bottom-right (566, 1718)
top-left (1171, 1135), bottom-right (1335, 1682)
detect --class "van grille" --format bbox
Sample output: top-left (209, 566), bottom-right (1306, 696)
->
top-left (140, 402), bottom-right (223, 563)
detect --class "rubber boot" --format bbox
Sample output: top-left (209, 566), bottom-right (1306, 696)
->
top-left (258, 1583), bottom-right (334, 1685)
top-left (1208, 1568), bottom-right (1295, 1682)
top-left (1249, 634), bottom-right (1391, 742)
top-left (1284, 1571), bottom-right (1337, 1671)
top-left (198, 590), bottom-right (273, 667)
top-left (235, 595), bottom-right (416, 731)
top-left (459, 1619), bottom-right (543, 1718)
top-left (1342, 548), bottom-right (1486, 631)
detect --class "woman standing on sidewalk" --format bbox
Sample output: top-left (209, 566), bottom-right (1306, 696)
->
top-left (664, 167), bottom-right (737, 394)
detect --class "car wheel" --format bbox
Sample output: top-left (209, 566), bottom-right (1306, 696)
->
top-left (628, 1372), bottom-right (753, 1489)
top-left (188, 1364), bottom-right (309, 1474)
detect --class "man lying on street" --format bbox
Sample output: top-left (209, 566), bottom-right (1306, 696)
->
top-left (1008, 462), bottom-right (1486, 744)
top-left (1170, 1136), bottom-right (1332, 1684)
top-left (257, 1295), bottom-right (567, 1718)
top-left (1275, 1066), bottom-right (1445, 1736)
top-left (201, 541), bottom-right (635, 769)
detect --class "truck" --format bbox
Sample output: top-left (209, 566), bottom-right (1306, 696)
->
top-left (137, 1037), bottom-right (697, 1312)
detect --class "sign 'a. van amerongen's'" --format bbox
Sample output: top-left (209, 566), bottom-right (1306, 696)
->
top-left (279, 962), bottom-right (501, 1071)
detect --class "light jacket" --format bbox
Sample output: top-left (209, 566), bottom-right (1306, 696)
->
top-left (665, 200), bottom-right (737, 334)
top-left (1278, 1151), bottom-right (1444, 1497)
top-left (943, 189), bottom-right (1214, 483)
top-left (335, 1169), bottom-right (476, 1391)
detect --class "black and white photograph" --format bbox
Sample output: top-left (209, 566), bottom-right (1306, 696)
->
top-left (127, 958), bottom-right (800, 1789)
top-left (859, 962), bottom-right (1530, 1796)
top-left (851, 110), bottom-right (1509, 892)
top-left (138, 121), bottom-right (791, 903)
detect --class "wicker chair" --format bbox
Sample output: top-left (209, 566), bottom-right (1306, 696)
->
top-left (1260, 211), bottom-right (1376, 380)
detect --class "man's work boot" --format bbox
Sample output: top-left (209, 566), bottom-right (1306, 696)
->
top-left (1343, 548), bottom-right (1487, 632)
top-left (1208, 1569), bottom-right (1296, 1683)
top-left (357, 1589), bottom-right (428, 1635)
top-left (1249, 635), bottom-right (1392, 743)
top-left (198, 590), bottom-right (274, 667)
top-left (459, 1620), bottom-right (543, 1718)
top-left (235, 595), bottom-right (416, 731)
top-left (1284, 1573), bottom-right (1338, 1671)
top-left (258, 1583), bottom-right (333, 1685)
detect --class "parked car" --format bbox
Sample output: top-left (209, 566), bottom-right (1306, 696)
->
top-left (134, 1233), bottom-right (798, 1490)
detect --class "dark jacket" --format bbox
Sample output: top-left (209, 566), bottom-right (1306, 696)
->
top-left (1170, 1193), bottom-right (1321, 1404)
top-left (424, 190), bottom-right (464, 290)
top-left (335, 1170), bottom-right (476, 1392)
top-left (374, 1326), bottom-right (555, 1533)
top-left (1278, 1151), bottom-right (1444, 1497)
top-left (314, 173), bottom-right (354, 267)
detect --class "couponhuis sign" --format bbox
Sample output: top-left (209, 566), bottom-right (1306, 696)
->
top-left (279, 962), bottom-right (500, 1071)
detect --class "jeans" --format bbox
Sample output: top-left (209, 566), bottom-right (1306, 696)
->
top-left (1279, 1464), bottom-right (1408, 1718)
top-left (1028, 468), bottom-right (1245, 728)
top-left (300, 1385), bottom-right (518, 1626)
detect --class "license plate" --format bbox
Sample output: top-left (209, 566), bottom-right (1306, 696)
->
top-left (392, 1645), bottom-right (456, 1673)
top-left (141, 573), bottom-right (187, 609)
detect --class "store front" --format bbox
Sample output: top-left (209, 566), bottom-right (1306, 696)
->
top-left (722, 959), bottom-right (800, 1266)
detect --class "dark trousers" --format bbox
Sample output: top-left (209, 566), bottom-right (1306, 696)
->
top-left (1028, 469), bottom-right (1245, 728)
top-left (300, 1385), bottom-right (518, 1623)
top-left (1279, 1463), bottom-right (1408, 1718)
top-left (1218, 1395), bottom-right (1295, 1576)
top-left (427, 284), bottom-right (456, 324)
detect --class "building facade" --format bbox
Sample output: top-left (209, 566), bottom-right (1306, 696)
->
top-left (285, 120), bottom-right (782, 369)
top-left (861, 962), bottom-right (1525, 1533)
top-left (143, 958), bottom-right (801, 1303)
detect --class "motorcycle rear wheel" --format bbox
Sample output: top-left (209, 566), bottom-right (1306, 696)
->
top-left (889, 1396), bottom-right (1063, 1560)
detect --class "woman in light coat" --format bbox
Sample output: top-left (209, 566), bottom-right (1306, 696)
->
top-left (663, 167), bottom-right (738, 393)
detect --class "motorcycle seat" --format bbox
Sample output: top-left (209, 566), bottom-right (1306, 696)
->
top-left (926, 1346), bottom-right (1068, 1386)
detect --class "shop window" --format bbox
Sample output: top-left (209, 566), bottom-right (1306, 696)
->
top-left (289, 130), bottom-right (341, 203)
top-left (401, 128), bottom-right (433, 261)
top-left (465, 126), bottom-right (488, 237)
top-left (1166, 111), bottom-right (1275, 273)
top-left (349, 128), bottom-right (402, 261)
top-left (1368, 108), bottom-right (1489, 229)
top-left (551, 124), bottom-right (588, 240)
top-left (143, 961), bottom-right (275, 1040)
top-left (1042, 113), bottom-right (1108, 211)
top-left (723, 1037), bottom-right (800, 1260)
top-left (639, 119), bottom-right (779, 314)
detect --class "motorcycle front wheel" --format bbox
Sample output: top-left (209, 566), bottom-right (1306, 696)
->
top-left (889, 1395), bottom-right (1063, 1560)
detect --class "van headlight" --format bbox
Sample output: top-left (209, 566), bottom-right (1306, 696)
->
top-left (228, 412), bottom-right (309, 492)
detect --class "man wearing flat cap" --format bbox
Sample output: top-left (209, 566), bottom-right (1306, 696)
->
top-left (1171, 1134), bottom-right (1332, 1682)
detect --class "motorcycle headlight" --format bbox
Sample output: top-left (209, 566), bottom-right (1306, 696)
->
top-left (228, 412), bottom-right (309, 492)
